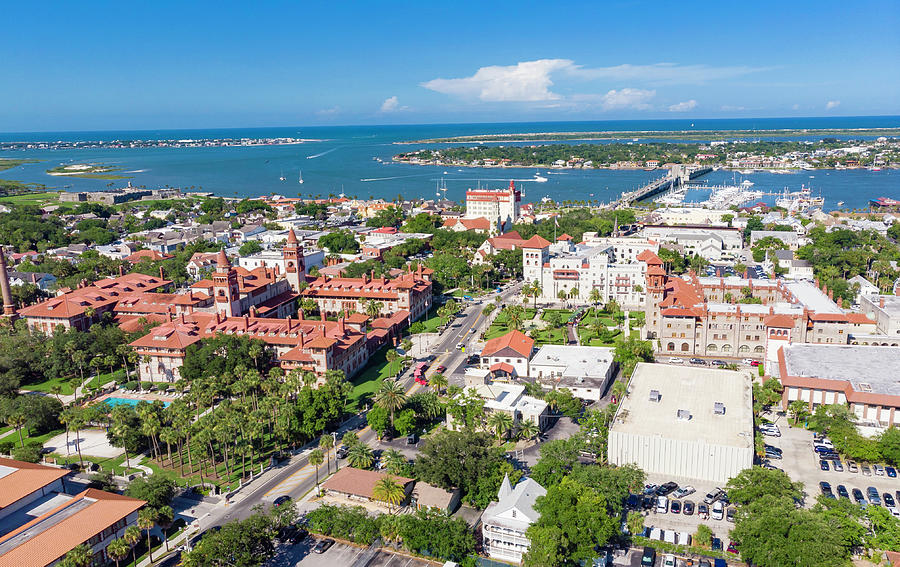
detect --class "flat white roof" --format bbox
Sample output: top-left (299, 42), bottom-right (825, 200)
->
top-left (610, 362), bottom-right (753, 449)
top-left (784, 280), bottom-right (842, 314)
top-left (782, 343), bottom-right (900, 396)
top-left (530, 345), bottom-right (614, 379)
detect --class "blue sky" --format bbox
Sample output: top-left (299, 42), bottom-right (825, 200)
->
top-left (2, 0), bottom-right (898, 131)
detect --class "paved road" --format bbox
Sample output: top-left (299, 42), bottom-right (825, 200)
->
top-left (201, 282), bottom-right (524, 530)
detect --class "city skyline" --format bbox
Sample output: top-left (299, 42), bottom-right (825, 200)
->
top-left (1, 0), bottom-right (898, 131)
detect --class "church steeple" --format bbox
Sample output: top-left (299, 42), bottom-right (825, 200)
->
top-left (283, 229), bottom-right (304, 292)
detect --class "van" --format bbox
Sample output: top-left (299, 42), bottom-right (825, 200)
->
top-left (712, 500), bottom-right (725, 520)
top-left (656, 495), bottom-right (668, 514)
top-left (641, 547), bottom-right (656, 566)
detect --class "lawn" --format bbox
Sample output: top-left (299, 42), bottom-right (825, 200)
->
top-left (21, 375), bottom-right (76, 396)
top-left (540, 309), bottom-right (573, 322)
top-left (0, 190), bottom-right (59, 205)
top-left (411, 308), bottom-right (443, 334)
top-left (346, 345), bottom-right (397, 412)
top-left (532, 328), bottom-right (568, 346)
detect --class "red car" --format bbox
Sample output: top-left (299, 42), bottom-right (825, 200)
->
top-left (415, 376), bottom-right (428, 386)
top-left (750, 361), bottom-right (761, 367)
top-left (436, 365), bottom-right (446, 373)
top-left (727, 541), bottom-right (739, 554)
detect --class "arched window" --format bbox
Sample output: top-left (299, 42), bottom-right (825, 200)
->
top-left (667, 342), bottom-right (675, 351)
top-left (739, 345), bottom-right (750, 353)
top-left (681, 343), bottom-right (690, 352)
top-left (754, 345), bottom-right (765, 353)
top-left (721, 344), bottom-right (732, 352)
top-left (706, 344), bottom-right (718, 352)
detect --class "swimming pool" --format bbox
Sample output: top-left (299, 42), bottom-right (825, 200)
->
top-left (102, 397), bottom-right (170, 408)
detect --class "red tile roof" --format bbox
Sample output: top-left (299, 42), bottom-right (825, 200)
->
top-left (489, 362), bottom-right (516, 374)
top-left (522, 235), bottom-right (551, 249)
top-left (764, 314), bottom-right (796, 328)
top-left (0, 488), bottom-right (145, 567)
top-left (321, 467), bottom-right (413, 500)
top-left (483, 329), bottom-right (534, 358)
top-left (0, 458), bottom-right (70, 509)
top-left (125, 250), bottom-right (173, 263)
top-left (636, 249), bottom-right (662, 265)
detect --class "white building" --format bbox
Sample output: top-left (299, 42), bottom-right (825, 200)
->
top-left (646, 208), bottom-right (737, 227)
top-left (481, 475), bottom-right (546, 564)
top-left (481, 330), bottom-right (535, 378)
top-left (529, 345), bottom-right (617, 402)
top-left (465, 181), bottom-right (521, 233)
top-left (522, 235), bottom-right (658, 308)
top-left (750, 230), bottom-right (803, 250)
top-left (772, 250), bottom-right (814, 280)
top-left (848, 275), bottom-right (879, 302)
top-left (236, 248), bottom-right (324, 275)
top-left (860, 295), bottom-right (900, 336)
top-left (640, 225), bottom-right (743, 260)
top-left (608, 363), bottom-right (754, 483)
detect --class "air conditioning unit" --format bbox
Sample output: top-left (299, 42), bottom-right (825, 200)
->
top-left (714, 402), bottom-right (726, 415)
top-left (676, 409), bottom-right (692, 421)
top-left (649, 389), bottom-right (661, 402)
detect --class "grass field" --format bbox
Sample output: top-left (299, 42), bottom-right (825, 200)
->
top-left (411, 308), bottom-right (443, 334)
top-left (21, 375), bottom-right (76, 395)
top-left (346, 345), bottom-right (397, 412)
top-left (532, 327), bottom-right (568, 345)
top-left (0, 158), bottom-right (40, 172)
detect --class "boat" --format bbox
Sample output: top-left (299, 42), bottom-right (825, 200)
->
top-left (279, 169), bottom-right (285, 182)
top-left (775, 185), bottom-right (825, 211)
top-left (443, 171), bottom-right (449, 174)
top-left (298, 170), bottom-right (304, 184)
top-left (533, 173), bottom-right (548, 183)
top-left (870, 166), bottom-right (883, 171)
top-left (837, 201), bottom-right (845, 207)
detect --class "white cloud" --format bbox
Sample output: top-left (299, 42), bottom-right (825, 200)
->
top-left (826, 100), bottom-right (841, 110)
top-left (721, 105), bottom-right (746, 111)
top-left (599, 88), bottom-right (656, 110)
top-left (421, 59), bottom-right (572, 102)
top-left (380, 96), bottom-right (408, 113)
top-left (669, 100), bottom-right (698, 112)
top-left (316, 106), bottom-right (341, 117)
top-left (421, 59), bottom-right (767, 103)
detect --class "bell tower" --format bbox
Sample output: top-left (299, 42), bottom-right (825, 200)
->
top-left (212, 250), bottom-right (241, 317)
top-left (283, 229), bottom-right (304, 292)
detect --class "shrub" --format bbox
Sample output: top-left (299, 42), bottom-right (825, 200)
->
top-left (12, 442), bottom-right (42, 463)
top-left (0, 440), bottom-right (13, 455)
top-left (122, 381), bottom-right (139, 391)
top-left (140, 381), bottom-right (154, 391)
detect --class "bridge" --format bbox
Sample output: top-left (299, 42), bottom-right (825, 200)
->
top-left (608, 165), bottom-right (713, 208)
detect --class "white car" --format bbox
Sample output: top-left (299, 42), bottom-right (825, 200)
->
top-left (742, 358), bottom-right (755, 365)
top-left (874, 464), bottom-right (886, 476)
top-left (662, 555), bottom-right (676, 567)
top-left (712, 500), bottom-right (725, 520)
top-left (656, 495), bottom-right (669, 514)
top-left (888, 506), bottom-right (900, 518)
top-left (668, 357), bottom-right (684, 364)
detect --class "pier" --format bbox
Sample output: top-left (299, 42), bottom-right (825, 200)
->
top-left (609, 165), bottom-right (713, 208)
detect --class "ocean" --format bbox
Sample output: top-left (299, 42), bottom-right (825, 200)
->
top-left (1, 117), bottom-right (898, 210)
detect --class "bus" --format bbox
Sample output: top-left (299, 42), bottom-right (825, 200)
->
top-left (413, 362), bottom-right (428, 385)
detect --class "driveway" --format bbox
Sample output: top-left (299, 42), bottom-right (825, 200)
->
top-left (270, 538), bottom-right (440, 566)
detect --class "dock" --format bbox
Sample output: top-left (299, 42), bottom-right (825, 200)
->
top-left (608, 165), bottom-right (713, 208)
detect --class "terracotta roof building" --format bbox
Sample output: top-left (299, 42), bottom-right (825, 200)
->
top-left (0, 459), bottom-right (144, 567)
top-left (321, 467), bottom-right (414, 507)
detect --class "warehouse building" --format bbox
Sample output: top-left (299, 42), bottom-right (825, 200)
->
top-left (608, 363), bottom-right (754, 483)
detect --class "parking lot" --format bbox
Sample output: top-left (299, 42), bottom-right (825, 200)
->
top-left (269, 538), bottom-right (440, 566)
top-left (762, 415), bottom-right (900, 508)
top-left (636, 474), bottom-right (736, 548)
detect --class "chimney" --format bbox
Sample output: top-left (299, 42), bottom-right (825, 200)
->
top-left (179, 312), bottom-right (186, 324)
top-left (339, 317), bottom-right (345, 335)
top-left (118, 265), bottom-right (125, 277)
top-left (243, 314), bottom-right (249, 330)
top-left (159, 266), bottom-right (165, 280)
top-left (298, 308), bottom-right (304, 320)
top-left (287, 317), bottom-right (292, 331)
top-left (321, 311), bottom-right (327, 321)
top-left (881, 297), bottom-right (886, 308)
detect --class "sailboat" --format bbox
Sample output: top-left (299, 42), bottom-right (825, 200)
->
top-left (279, 169), bottom-right (285, 182)
top-left (298, 170), bottom-right (304, 184)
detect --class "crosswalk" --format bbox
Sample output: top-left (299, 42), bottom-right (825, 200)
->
top-left (263, 463), bottom-right (317, 500)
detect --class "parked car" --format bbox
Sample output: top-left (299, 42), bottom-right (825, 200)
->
top-left (335, 446), bottom-right (349, 459)
top-left (668, 357), bottom-right (684, 364)
top-left (670, 500), bottom-right (682, 514)
top-left (656, 496), bottom-right (669, 514)
top-left (887, 466), bottom-right (897, 478)
top-left (435, 365), bottom-right (446, 373)
top-left (711, 359), bottom-right (727, 367)
top-left (759, 424), bottom-right (781, 437)
top-left (874, 464), bottom-right (886, 476)
top-left (406, 433), bottom-right (417, 444)
top-left (750, 360), bottom-right (761, 367)
top-left (689, 358), bottom-right (706, 365)
top-left (641, 547), bottom-right (657, 567)
top-left (672, 486), bottom-right (695, 499)
top-left (704, 488), bottom-right (725, 504)
top-left (726, 507), bottom-right (736, 522)
top-left (727, 541), bottom-right (739, 555)
top-left (656, 482), bottom-right (679, 496)
top-left (312, 538), bottom-right (334, 554)
top-left (642, 495), bottom-right (656, 510)
top-left (683, 500), bottom-right (695, 515)
top-left (868, 487), bottom-right (882, 506)
top-left (847, 461), bottom-right (859, 473)
top-left (662, 554), bottom-right (676, 567)
top-left (832, 460), bottom-right (844, 472)
top-left (698, 503), bottom-right (709, 519)
top-left (273, 495), bottom-right (291, 507)
top-left (861, 464), bottom-right (872, 476)
top-left (820, 460), bottom-right (830, 471)
top-left (852, 488), bottom-right (867, 506)
top-left (837, 485), bottom-right (850, 499)
top-left (765, 450), bottom-right (782, 460)
top-left (884, 492), bottom-right (896, 507)
top-left (819, 481), bottom-right (835, 499)
top-left (712, 500), bottom-right (725, 520)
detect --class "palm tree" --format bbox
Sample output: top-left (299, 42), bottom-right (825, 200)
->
top-left (381, 448), bottom-right (406, 475)
top-left (138, 507), bottom-right (158, 563)
top-left (517, 420), bottom-right (540, 441)
top-left (557, 287), bottom-right (568, 306)
top-left (589, 288), bottom-right (601, 305)
top-left (385, 349), bottom-right (400, 378)
top-left (372, 476), bottom-right (406, 512)
top-left (319, 435), bottom-right (334, 475)
top-left (156, 505), bottom-right (174, 552)
top-left (429, 373), bottom-right (448, 395)
top-left (365, 299), bottom-right (384, 319)
top-left (59, 544), bottom-right (93, 567)
top-left (309, 449), bottom-right (324, 488)
top-left (507, 305), bottom-right (524, 331)
top-left (375, 381), bottom-right (407, 430)
top-left (124, 525), bottom-right (141, 567)
top-left (487, 411), bottom-right (514, 440)
top-left (347, 443), bottom-right (374, 469)
top-left (107, 538), bottom-right (131, 567)
top-left (49, 384), bottom-right (64, 406)
top-left (529, 281), bottom-right (542, 310)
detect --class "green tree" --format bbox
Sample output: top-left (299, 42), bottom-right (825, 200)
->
top-left (613, 336), bottom-right (654, 378)
top-left (372, 476), bottom-right (406, 511)
top-left (309, 448), bottom-right (324, 488)
top-left (530, 438), bottom-right (580, 487)
top-left (347, 443), bottom-right (374, 469)
top-left (487, 411), bottom-right (514, 440)
top-left (238, 240), bottom-right (263, 256)
top-left (523, 477), bottom-right (618, 567)
top-left (138, 507), bottom-right (159, 564)
top-left (879, 427), bottom-right (900, 466)
top-left (319, 435), bottom-right (334, 475)
top-left (124, 525), bottom-right (141, 567)
top-left (429, 372), bottom-right (448, 395)
top-left (107, 538), bottom-right (131, 567)
top-left (381, 449), bottom-right (407, 476)
top-left (726, 467), bottom-right (802, 506)
top-left (59, 544), bottom-right (93, 567)
top-left (374, 380), bottom-right (407, 430)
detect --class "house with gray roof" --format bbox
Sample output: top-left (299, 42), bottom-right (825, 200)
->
top-left (481, 475), bottom-right (546, 564)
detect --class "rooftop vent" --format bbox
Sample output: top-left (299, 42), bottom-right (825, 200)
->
top-left (649, 389), bottom-right (661, 402)
top-left (858, 382), bottom-right (873, 392)
top-left (676, 409), bottom-right (692, 421)
top-left (714, 402), bottom-right (726, 415)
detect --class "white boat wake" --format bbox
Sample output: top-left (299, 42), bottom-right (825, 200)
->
top-left (306, 147), bottom-right (340, 159)
top-left (361, 173), bottom-right (436, 182)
